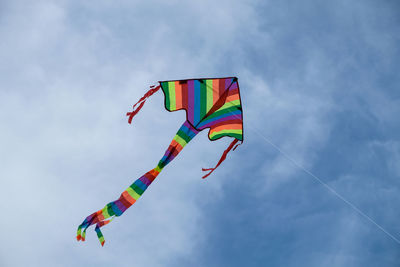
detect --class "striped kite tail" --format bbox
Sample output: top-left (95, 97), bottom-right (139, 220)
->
top-left (76, 168), bottom-right (161, 246)
top-left (76, 121), bottom-right (199, 246)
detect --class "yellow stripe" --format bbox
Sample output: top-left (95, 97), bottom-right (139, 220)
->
top-left (155, 166), bottom-right (162, 172)
top-left (168, 81), bottom-right (176, 110)
top-left (218, 99), bottom-right (240, 110)
top-left (126, 187), bottom-right (141, 200)
top-left (210, 129), bottom-right (242, 137)
top-left (173, 134), bottom-right (187, 147)
top-left (206, 79), bottom-right (213, 113)
top-left (102, 206), bottom-right (111, 218)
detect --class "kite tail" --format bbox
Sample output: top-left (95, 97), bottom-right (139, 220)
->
top-left (202, 138), bottom-right (241, 179)
top-left (126, 84), bottom-right (161, 124)
top-left (76, 168), bottom-right (161, 246)
top-left (77, 121), bottom-right (198, 246)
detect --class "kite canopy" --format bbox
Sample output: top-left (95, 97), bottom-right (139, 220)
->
top-left (77, 77), bottom-right (244, 246)
top-left (160, 77), bottom-right (243, 141)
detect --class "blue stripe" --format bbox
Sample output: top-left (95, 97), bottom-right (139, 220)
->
top-left (197, 110), bottom-right (242, 128)
top-left (110, 202), bottom-right (123, 216)
top-left (134, 179), bottom-right (148, 191)
top-left (161, 155), bottom-right (168, 163)
top-left (180, 124), bottom-right (192, 134)
top-left (180, 124), bottom-right (197, 138)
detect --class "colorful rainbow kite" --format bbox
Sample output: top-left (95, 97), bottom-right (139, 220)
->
top-left (77, 77), bottom-right (244, 246)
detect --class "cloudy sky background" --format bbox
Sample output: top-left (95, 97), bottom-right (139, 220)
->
top-left (0, 0), bottom-right (399, 266)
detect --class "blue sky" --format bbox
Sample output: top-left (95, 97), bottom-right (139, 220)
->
top-left (0, 0), bottom-right (399, 266)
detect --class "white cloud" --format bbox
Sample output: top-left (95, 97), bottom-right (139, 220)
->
top-left (0, 0), bottom-right (261, 266)
top-left (1, 0), bottom-right (399, 266)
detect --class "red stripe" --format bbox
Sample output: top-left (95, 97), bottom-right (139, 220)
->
top-left (144, 171), bottom-right (157, 182)
top-left (122, 191), bottom-right (137, 204)
top-left (212, 119), bottom-right (243, 127)
top-left (227, 87), bottom-right (239, 96)
top-left (219, 78), bottom-right (225, 97)
top-left (119, 194), bottom-right (133, 208)
top-left (182, 82), bottom-right (188, 109)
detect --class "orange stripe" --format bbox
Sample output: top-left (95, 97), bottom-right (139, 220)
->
top-left (175, 81), bottom-right (182, 109)
top-left (211, 123), bottom-right (242, 133)
top-left (149, 169), bottom-right (160, 177)
top-left (93, 214), bottom-right (104, 224)
top-left (170, 140), bottom-right (184, 152)
top-left (122, 191), bottom-right (137, 205)
top-left (212, 79), bottom-right (219, 105)
top-left (226, 94), bottom-right (239, 102)
top-left (94, 210), bottom-right (104, 223)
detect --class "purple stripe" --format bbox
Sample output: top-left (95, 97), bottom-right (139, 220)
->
top-left (139, 176), bottom-right (152, 186)
top-left (115, 200), bottom-right (128, 213)
top-left (230, 80), bottom-right (238, 89)
top-left (198, 113), bottom-right (241, 129)
top-left (188, 80), bottom-right (195, 123)
top-left (183, 120), bottom-right (199, 134)
top-left (225, 78), bottom-right (230, 91)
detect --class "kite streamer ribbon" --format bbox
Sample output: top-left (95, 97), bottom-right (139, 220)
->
top-left (202, 138), bottom-right (241, 179)
top-left (126, 85), bottom-right (161, 123)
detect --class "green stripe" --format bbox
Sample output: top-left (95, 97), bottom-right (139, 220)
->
top-left (206, 79), bottom-right (213, 113)
top-left (126, 187), bottom-right (141, 200)
top-left (210, 132), bottom-right (243, 141)
top-left (173, 134), bottom-right (188, 147)
top-left (163, 82), bottom-right (171, 110)
top-left (155, 166), bottom-right (162, 172)
top-left (211, 129), bottom-right (242, 136)
top-left (130, 183), bottom-right (144, 195)
top-left (168, 81), bottom-right (176, 110)
top-left (107, 205), bottom-right (115, 217)
top-left (98, 235), bottom-right (105, 243)
top-left (204, 105), bottom-right (241, 121)
top-left (221, 99), bottom-right (240, 108)
top-left (102, 206), bottom-right (111, 218)
top-left (200, 80), bottom-right (207, 120)
top-left (177, 129), bottom-right (191, 143)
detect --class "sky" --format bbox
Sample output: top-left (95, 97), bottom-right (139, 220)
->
top-left (0, 0), bottom-right (399, 266)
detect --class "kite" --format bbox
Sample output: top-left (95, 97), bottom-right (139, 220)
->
top-left (76, 77), bottom-right (244, 246)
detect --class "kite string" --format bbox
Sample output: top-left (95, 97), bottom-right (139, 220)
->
top-left (202, 79), bottom-right (400, 245)
top-left (247, 122), bottom-right (400, 245)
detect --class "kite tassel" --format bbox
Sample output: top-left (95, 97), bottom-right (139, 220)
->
top-left (95, 219), bottom-right (113, 246)
top-left (127, 85), bottom-right (161, 123)
top-left (76, 208), bottom-right (114, 246)
top-left (76, 211), bottom-right (98, 241)
top-left (202, 138), bottom-right (241, 179)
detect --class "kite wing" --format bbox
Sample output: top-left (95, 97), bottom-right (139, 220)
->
top-left (77, 77), bottom-right (244, 246)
